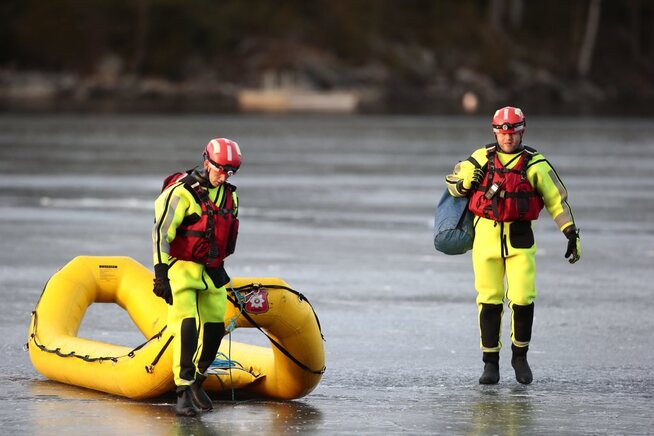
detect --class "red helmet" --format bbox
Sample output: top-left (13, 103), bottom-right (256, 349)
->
top-left (203, 138), bottom-right (242, 174)
top-left (492, 106), bottom-right (526, 134)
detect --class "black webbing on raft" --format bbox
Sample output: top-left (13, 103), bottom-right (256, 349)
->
top-left (227, 284), bottom-right (326, 375)
top-left (145, 334), bottom-right (174, 374)
top-left (28, 310), bottom-right (169, 369)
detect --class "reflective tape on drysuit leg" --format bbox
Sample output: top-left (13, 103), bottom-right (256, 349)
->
top-left (472, 217), bottom-right (537, 352)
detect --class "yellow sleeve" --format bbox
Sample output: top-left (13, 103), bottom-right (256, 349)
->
top-left (152, 184), bottom-right (194, 266)
top-left (527, 154), bottom-right (576, 231)
top-left (446, 147), bottom-right (488, 197)
top-left (232, 190), bottom-right (239, 218)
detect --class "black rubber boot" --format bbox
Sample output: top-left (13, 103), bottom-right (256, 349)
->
top-left (175, 385), bottom-right (199, 417)
top-left (511, 344), bottom-right (533, 384)
top-left (479, 352), bottom-right (500, 385)
top-left (190, 374), bottom-right (213, 412)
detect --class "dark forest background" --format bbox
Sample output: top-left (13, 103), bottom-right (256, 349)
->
top-left (1, 0), bottom-right (653, 114)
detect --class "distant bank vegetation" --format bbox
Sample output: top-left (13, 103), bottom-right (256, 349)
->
top-left (1, 0), bottom-right (653, 114)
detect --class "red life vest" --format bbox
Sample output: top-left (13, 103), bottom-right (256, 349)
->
top-left (163, 172), bottom-right (239, 268)
top-left (469, 145), bottom-right (544, 222)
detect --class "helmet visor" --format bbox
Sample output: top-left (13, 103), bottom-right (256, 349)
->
top-left (207, 159), bottom-right (239, 176)
top-left (493, 121), bottom-right (525, 133)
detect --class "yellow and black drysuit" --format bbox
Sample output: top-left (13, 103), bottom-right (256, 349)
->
top-left (153, 167), bottom-right (239, 386)
top-left (446, 144), bottom-right (576, 354)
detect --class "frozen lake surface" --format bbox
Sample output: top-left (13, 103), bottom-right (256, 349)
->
top-left (1, 114), bottom-right (653, 434)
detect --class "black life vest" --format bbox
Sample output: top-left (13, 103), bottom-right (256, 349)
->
top-left (163, 171), bottom-right (239, 268)
top-left (469, 144), bottom-right (544, 222)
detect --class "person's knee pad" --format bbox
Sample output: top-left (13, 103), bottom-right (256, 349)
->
top-left (512, 303), bottom-right (534, 344)
top-left (197, 322), bottom-right (226, 374)
top-left (179, 317), bottom-right (198, 382)
top-left (479, 303), bottom-right (503, 349)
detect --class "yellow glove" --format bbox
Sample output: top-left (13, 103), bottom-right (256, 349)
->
top-left (463, 168), bottom-right (484, 190)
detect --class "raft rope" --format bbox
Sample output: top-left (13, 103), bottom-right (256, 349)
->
top-left (225, 283), bottom-right (326, 376)
top-left (27, 310), bottom-right (170, 368)
top-left (224, 284), bottom-right (248, 401)
top-left (225, 283), bottom-right (249, 334)
top-left (206, 284), bottom-right (256, 401)
top-left (208, 349), bottom-right (257, 402)
top-left (228, 330), bottom-right (235, 401)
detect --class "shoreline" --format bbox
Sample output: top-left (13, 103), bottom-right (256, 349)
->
top-left (2, 70), bottom-right (653, 116)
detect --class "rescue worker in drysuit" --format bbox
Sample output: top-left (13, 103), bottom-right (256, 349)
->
top-left (152, 138), bottom-right (241, 416)
top-left (446, 107), bottom-right (581, 385)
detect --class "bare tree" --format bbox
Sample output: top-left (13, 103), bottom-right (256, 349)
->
top-left (508, 0), bottom-right (524, 29)
top-left (577, 0), bottom-right (602, 77)
top-left (130, 0), bottom-right (150, 75)
top-left (488, 0), bottom-right (506, 35)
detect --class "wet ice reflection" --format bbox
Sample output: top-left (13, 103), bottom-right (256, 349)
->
top-left (1, 114), bottom-right (653, 434)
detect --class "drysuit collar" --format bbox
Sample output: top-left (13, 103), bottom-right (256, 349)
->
top-left (189, 165), bottom-right (212, 188)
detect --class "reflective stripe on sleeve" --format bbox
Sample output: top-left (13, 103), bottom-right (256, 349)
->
top-left (153, 187), bottom-right (182, 264)
top-left (548, 169), bottom-right (574, 229)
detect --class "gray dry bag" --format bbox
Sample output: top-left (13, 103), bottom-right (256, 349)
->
top-left (433, 190), bottom-right (475, 255)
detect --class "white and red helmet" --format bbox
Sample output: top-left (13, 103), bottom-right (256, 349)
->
top-left (492, 106), bottom-right (526, 134)
top-left (203, 138), bottom-right (242, 174)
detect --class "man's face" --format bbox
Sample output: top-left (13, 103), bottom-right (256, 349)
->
top-left (495, 131), bottom-right (523, 153)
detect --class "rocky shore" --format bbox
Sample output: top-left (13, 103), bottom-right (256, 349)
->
top-left (1, 54), bottom-right (652, 115)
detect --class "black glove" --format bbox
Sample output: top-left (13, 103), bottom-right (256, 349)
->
top-left (563, 226), bottom-right (581, 264)
top-left (153, 263), bottom-right (173, 305)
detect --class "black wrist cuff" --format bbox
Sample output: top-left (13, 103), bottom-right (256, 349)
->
top-left (154, 263), bottom-right (169, 278)
top-left (563, 226), bottom-right (579, 240)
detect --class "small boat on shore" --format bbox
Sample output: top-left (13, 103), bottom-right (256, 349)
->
top-left (237, 88), bottom-right (359, 113)
top-left (27, 256), bottom-right (325, 400)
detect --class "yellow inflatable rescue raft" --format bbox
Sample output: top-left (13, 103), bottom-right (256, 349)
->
top-left (27, 256), bottom-right (325, 400)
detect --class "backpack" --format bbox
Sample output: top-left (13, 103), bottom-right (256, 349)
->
top-left (433, 190), bottom-right (475, 255)
top-left (161, 171), bottom-right (191, 192)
